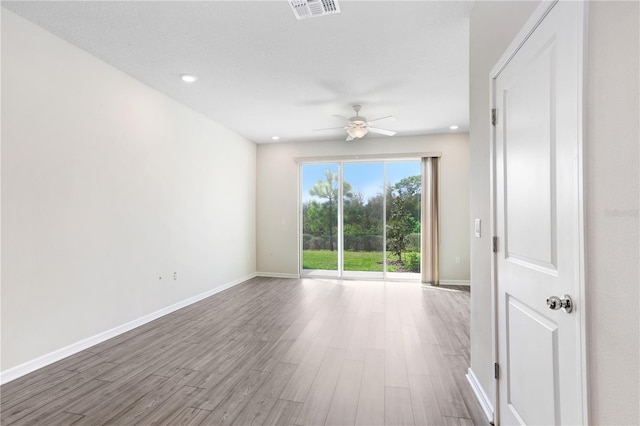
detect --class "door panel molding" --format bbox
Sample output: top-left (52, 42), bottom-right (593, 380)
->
top-left (505, 294), bottom-right (559, 425)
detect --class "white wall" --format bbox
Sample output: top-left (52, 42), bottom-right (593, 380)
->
top-left (585, 2), bottom-right (639, 423)
top-left (469, 1), bottom-right (640, 424)
top-left (1, 10), bottom-right (256, 372)
top-left (468, 0), bottom-right (540, 407)
top-left (256, 134), bottom-right (470, 281)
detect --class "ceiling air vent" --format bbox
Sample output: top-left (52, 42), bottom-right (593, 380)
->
top-left (289, 0), bottom-right (340, 20)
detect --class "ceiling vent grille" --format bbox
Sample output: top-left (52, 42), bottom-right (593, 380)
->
top-left (289, 0), bottom-right (341, 20)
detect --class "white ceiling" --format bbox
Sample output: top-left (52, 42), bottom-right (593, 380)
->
top-left (3, 1), bottom-right (474, 144)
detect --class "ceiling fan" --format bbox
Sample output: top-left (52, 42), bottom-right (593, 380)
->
top-left (315, 105), bottom-right (397, 141)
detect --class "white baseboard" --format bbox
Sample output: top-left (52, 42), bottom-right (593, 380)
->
top-left (0, 272), bottom-right (257, 385)
top-left (440, 279), bottom-right (471, 286)
top-left (257, 272), bottom-right (300, 279)
top-left (466, 367), bottom-right (494, 423)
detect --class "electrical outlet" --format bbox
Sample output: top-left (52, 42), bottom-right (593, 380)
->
top-left (455, 257), bottom-right (461, 264)
top-left (174, 272), bottom-right (178, 280)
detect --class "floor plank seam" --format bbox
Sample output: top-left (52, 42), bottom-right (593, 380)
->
top-left (0, 278), bottom-right (487, 426)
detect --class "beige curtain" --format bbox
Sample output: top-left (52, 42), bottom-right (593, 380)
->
top-left (421, 157), bottom-right (439, 285)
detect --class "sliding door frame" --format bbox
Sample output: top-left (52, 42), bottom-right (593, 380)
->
top-left (298, 153), bottom-right (441, 281)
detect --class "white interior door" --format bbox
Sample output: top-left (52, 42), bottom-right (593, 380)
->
top-left (493, 2), bottom-right (586, 425)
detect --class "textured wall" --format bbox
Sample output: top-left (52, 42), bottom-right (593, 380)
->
top-left (1, 10), bottom-right (257, 371)
top-left (468, 0), bottom-right (540, 407)
top-left (585, 2), bottom-right (639, 423)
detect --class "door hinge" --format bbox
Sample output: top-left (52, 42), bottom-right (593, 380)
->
top-left (494, 362), bottom-right (500, 380)
top-left (492, 236), bottom-right (498, 253)
top-left (491, 108), bottom-right (497, 126)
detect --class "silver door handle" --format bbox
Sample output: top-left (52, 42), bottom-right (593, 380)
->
top-left (546, 294), bottom-right (573, 313)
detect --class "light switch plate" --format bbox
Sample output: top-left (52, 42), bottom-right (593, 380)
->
top-left (474, 219), bottom-right (481, 238)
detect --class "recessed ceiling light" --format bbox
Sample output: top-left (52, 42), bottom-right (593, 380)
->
top-left (449, 125), bottom-right (459, 130)
top-left (180, 73), bottom-right (197, 83)
top-left (272, 136), bottom-right (280, 141)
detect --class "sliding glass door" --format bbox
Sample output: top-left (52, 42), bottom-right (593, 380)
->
top-left (385, 161), bottom-right (422, 280)
top-left (301, 164), bottom-right (340, 276)
top-left (301, 160), bottom-right (422, 280)
top-left (343, 162), bottom-right (384, 279)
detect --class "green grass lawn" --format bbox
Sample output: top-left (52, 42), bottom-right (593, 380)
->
top-left (303, 250), bottom-right (417, 272)
top-left (302, 250), bottom-right (339, 270)
top-left (344, 251), bottom-right (384, 272)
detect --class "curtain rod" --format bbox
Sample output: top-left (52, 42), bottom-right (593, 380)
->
top-left (293, 152), bottom-right (442, 164)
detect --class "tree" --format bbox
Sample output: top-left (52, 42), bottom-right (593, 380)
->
top-left (386, 175), bottom-right (422, 261)
top-left (308, 169), bottom-right (352, 251)
top-left (389, 175), bottom-right (421, 231)
top-left (386, 195), bottom-right (414, 261)
top-left (343, 190), bottom-right (365, 236)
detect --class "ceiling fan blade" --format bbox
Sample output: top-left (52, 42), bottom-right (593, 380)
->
top-left (313, 126), bottom-right (347, 131)
top-left (345, 134), bottom-right (355, 141)
top-left (368, 127), bottom-right (396, 136)
top-left (367, 115), bottom-right (396, 123)
top-left (333, 115), bottom-right (351, 122)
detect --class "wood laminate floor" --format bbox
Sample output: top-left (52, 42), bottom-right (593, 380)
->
top-left (0, 277), bottom-right (488, 425)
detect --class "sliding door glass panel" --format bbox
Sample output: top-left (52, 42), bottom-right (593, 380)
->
top-left (301, 164), bottom-right (340, 276)
top-left (385, 161), bottom-right (422, 279)
top-left (343, 162), bottom-right (384, 279)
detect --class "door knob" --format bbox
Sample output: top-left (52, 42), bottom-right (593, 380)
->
top-left (546, 294), bottom-right (573, 313)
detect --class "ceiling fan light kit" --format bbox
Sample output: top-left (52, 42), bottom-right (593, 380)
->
top-left (315, 104), bottom-right (397, 141)
top-left (347, 126), bottom-right (367, 139)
